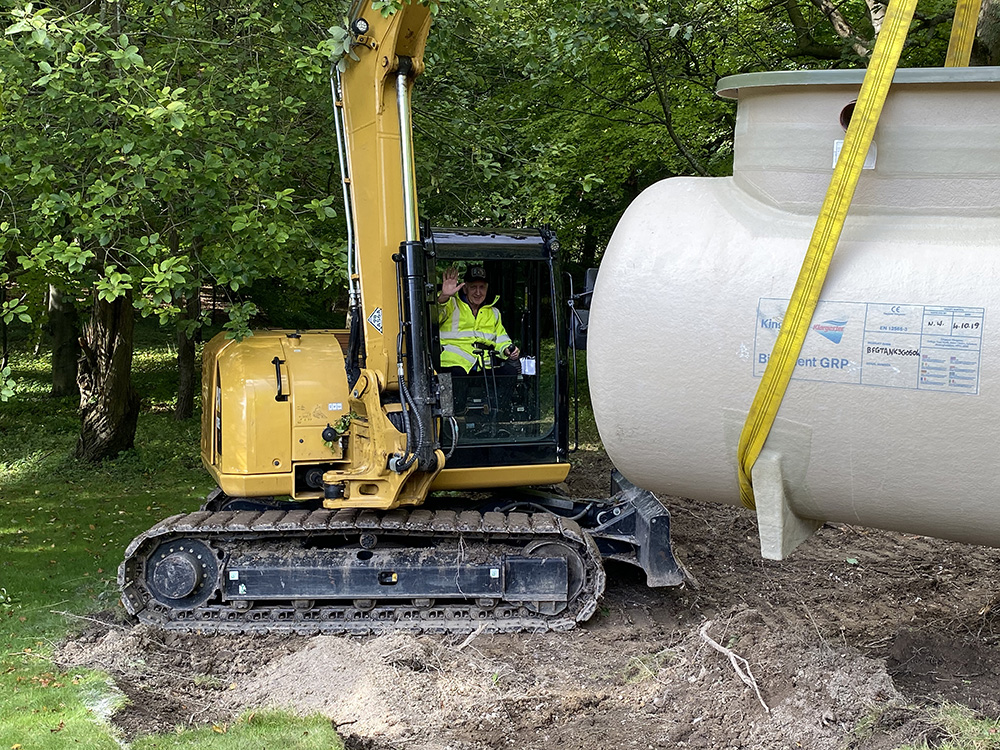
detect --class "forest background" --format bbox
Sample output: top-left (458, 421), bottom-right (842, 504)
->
top-left (1, 0), bottom-right (997, 457)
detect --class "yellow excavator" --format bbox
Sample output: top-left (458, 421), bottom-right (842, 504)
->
top-left (119, 0), bottom-right (681, 634)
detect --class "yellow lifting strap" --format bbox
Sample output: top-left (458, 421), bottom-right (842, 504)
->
top-left (736, 0), bottom-right (919, 510)
top-left (945, 0), bottom-right (982, 67)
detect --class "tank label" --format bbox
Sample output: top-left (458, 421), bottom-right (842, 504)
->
top-left (754, 298), bottom-right (984, 395)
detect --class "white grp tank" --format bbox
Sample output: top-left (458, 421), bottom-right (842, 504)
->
top-left (588, 68), bottom-right (1000, 559)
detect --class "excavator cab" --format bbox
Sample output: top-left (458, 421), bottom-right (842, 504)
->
top-left (425, 227), bottom-right (569, 482)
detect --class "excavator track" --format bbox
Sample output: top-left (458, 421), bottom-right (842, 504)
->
top-left (119, 507), bottom-right (606, 635)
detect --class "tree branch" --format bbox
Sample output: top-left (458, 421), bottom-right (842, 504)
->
top-left (866, 0), bottom-right (887, 35)
top-left (638, 37), bottom-right (709, 176)
top-left (809, 0), bottom-right (871, 56)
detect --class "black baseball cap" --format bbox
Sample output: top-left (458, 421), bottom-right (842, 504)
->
top-left (464, 265), bottom-right (487, 282)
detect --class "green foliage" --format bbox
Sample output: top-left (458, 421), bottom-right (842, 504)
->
top-left (0, 0), bottom-right (968, 405)
top-left (371, 0), bottom-right (441, 18)
top-left (222, 301), bottom-right (259, 341)
top-left (0, 364), bottom-right (14, 402)
top-left (414, 0), bottom-right (754, 269)
top-left (0, 0), bottom-right (350, 348)
top-left (1, 0), bottom-right (965, 325)
top-left (328, 22), bottom-right (360, 73)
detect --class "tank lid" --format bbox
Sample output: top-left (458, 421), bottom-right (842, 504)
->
top-left (717, 66), bottom-right (1000, 100)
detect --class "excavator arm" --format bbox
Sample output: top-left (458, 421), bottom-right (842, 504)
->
top-left (337, 1), bottom-right (431, 392)
top-left (332, 1), bottom-right (442, 489)
top-left (310, 0), bottom-right (444, 507)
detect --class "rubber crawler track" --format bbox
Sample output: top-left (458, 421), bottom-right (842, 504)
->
top-left (119, 507), bottom-right (606, 635)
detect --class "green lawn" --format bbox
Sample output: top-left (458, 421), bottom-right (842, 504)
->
top-left (0, 324), bottom-right (342, 749)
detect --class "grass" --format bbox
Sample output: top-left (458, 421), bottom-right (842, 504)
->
top-left (566, 348), bottom-right (601, 448)
top-left (850, 701), bottom-right (1000, 750)
top-left (131, 711), bottom-right (344, 749)
top-left (0, 321), bottom-right (342, 749)
top-left (896, 704), bottom-right (1000, 750)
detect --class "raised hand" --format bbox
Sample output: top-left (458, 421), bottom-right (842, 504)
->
top-left (438, 266), bottom-right (465, 302)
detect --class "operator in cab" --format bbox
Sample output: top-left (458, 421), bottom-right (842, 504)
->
top-left (437, 265), bottom-right (520, 375)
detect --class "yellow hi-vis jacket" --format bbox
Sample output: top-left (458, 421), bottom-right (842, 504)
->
top-left (438, 294), bottom-right (513, 373)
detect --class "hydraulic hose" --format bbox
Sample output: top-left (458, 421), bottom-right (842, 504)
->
top-left (393, 375), bottom-right (423, 473)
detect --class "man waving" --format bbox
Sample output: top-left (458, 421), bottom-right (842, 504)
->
top-left (437, 265), bottom-right (519, 375)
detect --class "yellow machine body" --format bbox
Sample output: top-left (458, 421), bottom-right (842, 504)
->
top-left (201, 329), bottom-right (569, 505)
top-left (201, 330), bottom-right (352, 500)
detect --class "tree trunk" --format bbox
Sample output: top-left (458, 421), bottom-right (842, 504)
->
top-left (49, 285), bottom-right (81, 398)
top-left (580, 222), bottom-right (598, 271)
top-left (75, 291), bottom-right (140, 461)
top-left (975, 0), bottom-right (1000, 65)
top-left (0, 282), bottom-right (8, 371)
top-left (175, 292), bottom-right (200, 420)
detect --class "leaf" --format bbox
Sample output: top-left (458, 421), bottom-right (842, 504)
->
top-left (846, 557), bottom-right (858, 565)
top-left (5, 20), bottom-right (32, 35)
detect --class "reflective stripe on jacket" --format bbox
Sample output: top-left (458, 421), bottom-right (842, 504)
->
top-left (438, 294), bottom-right (512, 373)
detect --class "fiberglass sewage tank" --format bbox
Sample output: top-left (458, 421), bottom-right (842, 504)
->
top-left (588, 67), bottom-right (1000, 560)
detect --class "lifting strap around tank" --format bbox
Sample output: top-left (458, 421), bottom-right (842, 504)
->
top-left (945, 0), bottom-right (982, 67)
top-left (736, 0), bottom-right (920, 510)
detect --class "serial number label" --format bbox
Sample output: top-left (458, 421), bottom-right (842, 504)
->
top-left (754, 299), bottom-right (984, 395)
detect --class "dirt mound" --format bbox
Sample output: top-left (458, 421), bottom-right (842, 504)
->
top-left (59, 603), bottom-right (908, 749)
top-left (218, 605), bottom-right (901, 750)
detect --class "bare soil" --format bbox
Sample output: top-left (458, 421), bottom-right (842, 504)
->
top-left (58, 448), bottom-right (1000, 749)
